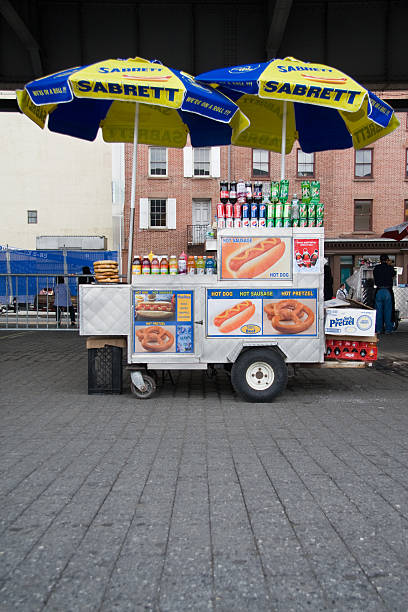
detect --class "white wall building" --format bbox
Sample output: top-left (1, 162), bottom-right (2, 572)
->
top-left (0, 94), bottom-right (121, 251)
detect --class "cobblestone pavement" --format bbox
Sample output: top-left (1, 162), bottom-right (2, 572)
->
top-left (0, 325), bottom-right (408, 611)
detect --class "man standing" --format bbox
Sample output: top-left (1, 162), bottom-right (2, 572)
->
top-left (373, 254), bottom-right (396, 334)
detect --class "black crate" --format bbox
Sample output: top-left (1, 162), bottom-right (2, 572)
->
top-left (88, 346), bottom-right (122, 394)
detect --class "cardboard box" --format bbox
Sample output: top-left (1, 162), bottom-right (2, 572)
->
top-left (325, 339), bottom-right (377, 362)
top-left (324, 308), bottom-right (376, 336)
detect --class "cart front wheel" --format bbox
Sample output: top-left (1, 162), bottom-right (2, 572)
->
top-left (231, 348), bottom-right (287, 403)
top-left (130, 374), bottom-right (156, 399)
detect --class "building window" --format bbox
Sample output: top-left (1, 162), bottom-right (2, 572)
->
top-left (193, 148), bottom-right (210, 176)
top-left (406, 150), bottom-right (408, 178)
top-left (405, 200), bottom-right (408, 221)
top-left (354, 199), bottom-right (372, 231)
top-left (355, 149), bottom-right (373, 178)
top-left (149, 199), bottom-right (167, 228)
top-left (252, 149), bottom-right (269, 177)
top-left (27, 210), bottom-right (37, 224)
top-left (297, 150), bottom-right (314, 177)
top-left (149, 147), bottom-right (167, 176)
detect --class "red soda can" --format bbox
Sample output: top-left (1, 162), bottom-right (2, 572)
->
top-left (225, 217), bottom-right (234, 229)
top-left (225, 203), bottom-right (233, 218)
top-left (217, 216), bottom-right (225, 230)
top-left (217, 202), bottom-right (225, 219)
top-left (233, 217), bottom-right (242, 228)
top-left (233, 202), bottom-right (242, 218)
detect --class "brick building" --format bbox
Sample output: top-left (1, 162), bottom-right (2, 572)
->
top-left (123, 96), bottom-right (408, 289)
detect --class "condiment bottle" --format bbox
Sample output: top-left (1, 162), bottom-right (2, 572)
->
top-left (151, 256), bottom-right (160, 274)
top-left (196, 255), bottom-right (205, 275)
top-left (178, 251), bottom-right (187, 274)
top-left (169, 255), bottom-right (178, 275)
top-left (132, 256), bottom-right (141, 276)
top-left (160, 255), bottom-right (169, 274)
top-left (187, 255), bottom-right (196, 274)
top-left (142, 255), bottom-right (151, 274)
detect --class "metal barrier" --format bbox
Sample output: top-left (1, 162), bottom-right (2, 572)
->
top-left (0, 273), bottom-right (92, 330)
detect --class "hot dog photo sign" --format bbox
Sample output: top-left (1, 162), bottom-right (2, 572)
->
top-left (207, 288), bottom-right (318, 337)
top-left (220, 235), bottom-right (292, 281)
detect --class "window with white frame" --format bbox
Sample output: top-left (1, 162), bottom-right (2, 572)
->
top-left (193, 148), bottom-right (210, 176)
top-left (355, 149), bottom-right (373, 178)
top-left (149, 147), bottom-right (167, 176)
top-left (252, 149), bottom-right (269, 177)
top-left (27, 210), bottom-right (37, 224)
top-left (139, 198), bottom-right (176, 230)
top-left (297, 150), bottom-right (315, 177)
top-left (149, 199), bottom-right (167, 227)
top-left (183, 146), bottom-right (220, 178)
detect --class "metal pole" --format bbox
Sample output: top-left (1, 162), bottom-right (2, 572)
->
top-left (127, 102), bottom-right (140, 284)
top-left (280, 100), bottom-right (287, 180)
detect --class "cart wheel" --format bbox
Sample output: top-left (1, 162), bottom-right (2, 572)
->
top-left (130, 374), bottom-right (156, 399)
top-left (231, 348), bottom-right (287, 403)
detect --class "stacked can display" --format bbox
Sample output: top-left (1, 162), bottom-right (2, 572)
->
top-left (216, 179), bottom-right (324, 229)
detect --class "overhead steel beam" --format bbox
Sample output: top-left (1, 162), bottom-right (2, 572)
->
top-left (0, 0), bottom-right (43, 76)
top-left (266, 0), bottom-right (293, 59)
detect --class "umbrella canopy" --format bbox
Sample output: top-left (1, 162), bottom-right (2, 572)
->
top-left (17, 57), bottom-right (249, 147)
top-left (197, 57), bottom-right (400, 163)
top-left (17, 57), bottom-right (250, 281)
top-left (381, 222), bottom-right (408, 241)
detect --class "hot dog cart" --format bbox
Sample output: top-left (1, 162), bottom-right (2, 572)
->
top-left (80, 227), bottom-right (330, 402)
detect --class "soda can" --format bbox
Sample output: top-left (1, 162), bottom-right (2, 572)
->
top-left (266, 203), bottom-right (275, 218)
top-left (266, 218), bottom-right (274, 228)
top-left (225, 217), bottom-right (234, 228)
top-left (258, 217), bottom-right (266, 228)
top-left (275, 203), bottom-right (283, 218)
top-left (274, 218), bottom-right (283, 228)
top-left (316, 218), bottom-right (324, 227)
top-left (316, 203), bottom-right (324, 217)
top-left (233, 217), bottom-right (242, 228)
top-left (242, 217), bottom-right (250, 228)
top-left (299, 203), bottom-right (307, 218)
top-left (307, 203), bottom-right (316, 218)
top-left (225, 202), bottom-right (233, 218)
top-left (217, 202), bottom-right (225, 219)
top-left (217, 216), bottom-right (226, 230)
top-left (250, 203), bottom-right (258, 218)
top-left (259, 204), bottom-right (266, 219)
top-left (233, 202), bottom-right (242, 218)
top-left (308, 218), bottom-right (316, 227)
top-left (283, 203), bottom-right (291, 218)
top-left (250, 217), bottom-right (259, 228)
top-left (299, 218), bottom-right (308, 227)
top-left (292, 218), bottom-right (300, 227)
top-left (283, 217), bottom-right (291, 227)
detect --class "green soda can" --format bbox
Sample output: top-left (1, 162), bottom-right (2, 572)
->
top-left (283, 217), bottom-right (292, 227)
top-left (292, 218), bottom-right (300, 227)
top-left (307, 203), bottom-right (316, 218)
top-left (279, 179), bottom-right (289, 203)
top-left (270, 181), bottom-right (280, 203)
top-left (283, 203), bottom-right (291, 218)
top-left (266, 203), bottom-right (275, 218)
top-left (299, 203), bottom-right (308, 218)
top-left (274, 218), bottom-right (283, 228)
top-left (299, 218), bottom-right (308, 227)
top-left (316, 218), bottom-right (324, 227)
top-left (266, 218), bottom-right (274, 228)
top-left (308, 218), bottom-right (316, 227)
top-left (310, 180), bottom-right (320, 202)
top-left (316, 203), bottom-right (324, 218)
top-left (275, 203), bottom-right (283, 218)
top-left (301, 181), bottom-right (311, 203)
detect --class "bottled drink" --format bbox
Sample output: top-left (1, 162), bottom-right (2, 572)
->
top-left (151, 256), bottom-right (160, 274)
top-left (237, 180), bottom-right (246, 203)
top-left (187, 255), bottom-right (196, 274)
top-left (178, 251), bottom-right (187, 274)
top-left (169, 255), bottom-right (178, 275)
top-left (132, 256), bottom-right (142, 276)
top-left (229, 181), bottom-right (237, 204)
top-left (142, 256), bottom-right (151, 274)
top-left (160, 256), bottom-right (169, 274)
top-left (196, 255), bottom-right (205, 274)
top-left (220, 180), bottom-right (229, 204)
top-left (291, 194), bottom-right (300, 220)
top-left (253, 182), bottom-right (262, 203)
top-left (205, 256), bottom-right (215, 275)
top-left (245, 181), bottom-right (253, 203)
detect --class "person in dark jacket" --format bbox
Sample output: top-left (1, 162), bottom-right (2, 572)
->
top-left (373, 254), bottom-right (396, 334)
top-left (78, 266), bottom-right (94, 285)
top-left (324, 263), bottom-right (333, 301)
top-left (362, 278), bottom-right (376, 308)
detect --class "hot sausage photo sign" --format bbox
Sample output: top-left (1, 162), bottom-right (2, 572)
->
top-left (220, 235), bottom-right (292, 280)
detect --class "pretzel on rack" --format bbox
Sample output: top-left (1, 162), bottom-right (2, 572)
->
top-left (136, 326), bottom-right (174, 352)
top-left (264, 299), bottom-right (314, 334)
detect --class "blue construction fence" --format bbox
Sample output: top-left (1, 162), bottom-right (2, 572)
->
top-left (0, 248), bottom-right (118, 304)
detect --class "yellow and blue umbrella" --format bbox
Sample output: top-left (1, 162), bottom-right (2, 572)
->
top-left (17, 57), bottom-right (249, 279)
top-left (197, 57), bottom-right (400, 177)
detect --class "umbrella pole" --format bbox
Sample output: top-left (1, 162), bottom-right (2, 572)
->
top-left (127, 102), bottom-right (140, 284)
top-left (280, 101), bottom-right (287, 180)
